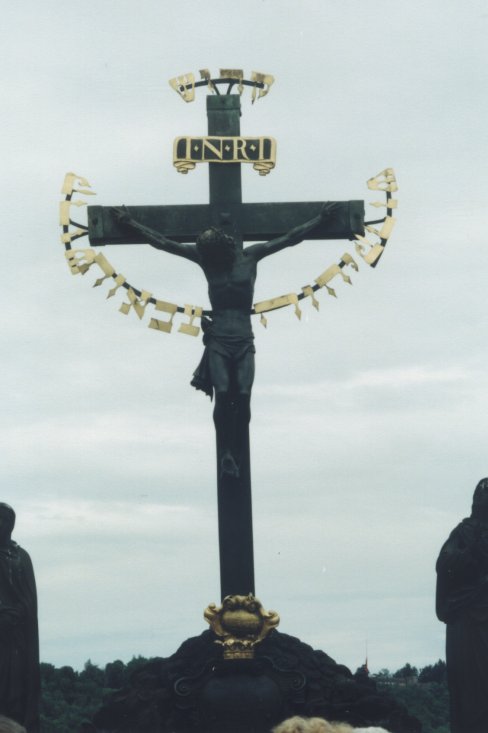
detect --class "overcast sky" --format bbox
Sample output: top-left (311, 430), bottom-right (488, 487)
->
top-left (2, 0), bottom-right (488, 675)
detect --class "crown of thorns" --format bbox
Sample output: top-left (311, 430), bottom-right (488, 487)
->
top-left (196, 227), bottom-right (235, 248)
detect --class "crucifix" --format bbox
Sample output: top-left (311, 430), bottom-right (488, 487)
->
top-left (60, 69), bottom-right (397, 607)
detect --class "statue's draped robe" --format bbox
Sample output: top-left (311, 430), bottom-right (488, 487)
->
top-left (436, 517), bottom-right (488, 733)
top-left (0, 541), bottom-right (40, 732)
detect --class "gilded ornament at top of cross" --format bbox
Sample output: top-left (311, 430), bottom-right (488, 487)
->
top-left (169, 69), bottom-right (274, 103)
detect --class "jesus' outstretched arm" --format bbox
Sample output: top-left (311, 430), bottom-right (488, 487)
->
top-left (111, 206), bottom-right (199, 263)
top-left (244, 202), bottom-right (336, 262)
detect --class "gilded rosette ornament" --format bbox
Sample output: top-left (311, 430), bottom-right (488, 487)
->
top-left (204, 594), bottom-right (280, 659)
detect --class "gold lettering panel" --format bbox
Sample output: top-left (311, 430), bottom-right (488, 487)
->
top-left (92, 252), bottom-right (115, 287)
top-left (367, 167), bottom-right (398, 193)
top-left (219, 68), bottom-right (244, 94)
top-left (315, 261), bottom-right (353, 293)
top-left (301, 285), bottom-right (320, 311)
top-left (59, 199), bottom-right (88, 226)
top-left (168, 73), bottom-right (195, 102)
top-left (365, 215), bottom-right (396, 241)
top-left (107, 274), bottom-right (127, 299)
top-left (173, 136), bottom-right (276, 176)
top-left (199, 68), bottom-right (214, 93)
top-left (61, 228), bottom-right (88, 245)
top-left (65, 248), bottom-right (97, 276)
top-left (149, 300), bottom-right (179, 333)
top-left (178, 305), bottom-right (203, 337)
top-left (219, 68), bottom-right (244, 79)
top-left (254, 292), bottom-right (302, 320)
top-left (370, 198), bottom-right (398, 209)
top-left (251, 71), bottom-right (275, 103)
top-left (120, 289), bottom-right (153, 319)
top-left (356, 242), bottom-right (384, 266)
top-left (61, 172), bottom-right (95, 197)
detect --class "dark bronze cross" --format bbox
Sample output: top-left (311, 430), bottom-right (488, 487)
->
top-left (86, 91), bottom-right (366, 601)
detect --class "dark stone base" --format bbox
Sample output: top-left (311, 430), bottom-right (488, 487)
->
top-left (93, 630), bottom-right (421, 733)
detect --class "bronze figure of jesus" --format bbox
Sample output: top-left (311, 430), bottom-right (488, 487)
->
top-left (114, 205), bottom-right (332, 478)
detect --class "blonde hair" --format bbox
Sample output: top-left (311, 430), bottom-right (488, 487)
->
top-left (272, 717), bottom-right (354, 733)
top-left (272, 717), bottom-right (310, 733)
top-left (0, 716), bottom-right (27, 733)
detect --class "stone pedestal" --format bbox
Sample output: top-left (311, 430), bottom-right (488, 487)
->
top-left (93, 630), bottom-right (421, 733)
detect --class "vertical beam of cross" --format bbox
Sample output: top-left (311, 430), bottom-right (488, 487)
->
top-left (83, 90), bottom-right (370, 603)
top-left (206, 94), bottom-right (255, 600)
top-left (207, 95), bottom-right (242, 210)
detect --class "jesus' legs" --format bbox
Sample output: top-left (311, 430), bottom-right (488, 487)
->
top-left (210, 350), bottom-right (254, 478)
top-left (213, 392), bottom-right (252, 479)
top-left (213, 391), bottom-right (240, 478)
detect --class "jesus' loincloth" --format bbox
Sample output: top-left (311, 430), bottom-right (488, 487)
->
top-left (191, 311), bottom-right (255, 398)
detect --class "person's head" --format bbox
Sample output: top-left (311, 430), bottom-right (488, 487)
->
top-left (472, 478), bottom-right (488, 520)
top-left (272, 717), bottom-right (344, 733)
top-left (309, 720), bottom-right (349, 733)
top-left (0, 504), bottom-right (15, 544)
top-left (0, 715), bottom-right (27, 733)
top-left (272, 717), bottom-right (311, 733)
top-left (196, 227), bottom-right (236, 269)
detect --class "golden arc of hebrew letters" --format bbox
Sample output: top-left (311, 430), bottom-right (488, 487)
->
top-left (59, 167), bottom-right (397, 334)
top-left (354, 168), bottom-right (398, 267)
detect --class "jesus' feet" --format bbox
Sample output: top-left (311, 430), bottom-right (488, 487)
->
top-left (221, 450), bottom-right (240, 479)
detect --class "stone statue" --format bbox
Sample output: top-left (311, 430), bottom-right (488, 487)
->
top-left (114, 205), bottom-right (332, 478)
top-left (0, 504), bottom-right (39, 733)
top-left (436, 477), bottom-right (488, 733)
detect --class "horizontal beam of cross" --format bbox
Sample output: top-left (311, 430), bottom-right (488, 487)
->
top-left (87, 201), bottom-right (364, 246)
